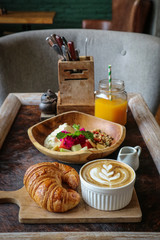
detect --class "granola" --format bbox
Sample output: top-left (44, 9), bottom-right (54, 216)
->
top-left (91, 129), bottom-right (114, 148)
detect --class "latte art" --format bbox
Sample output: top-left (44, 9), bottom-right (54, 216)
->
top-left (82, 160), bottom-right (135, 188)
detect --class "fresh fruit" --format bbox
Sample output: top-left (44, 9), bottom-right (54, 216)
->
top-left (80, 146), bottom-right (88, 151)
top-left (60, 148), bottom-right (72, 152)
top-left (96, 143), bottom-right (106, 150)
top-left (59, 137), bottom-right (75, 150)
top-left (82, 140), bottom-right (93, 149)
top-left (71, 144), bottom-right (82, 152)
top-left (52, 144), bottom-right (60, 151)
top-left (46, 123), bottom-right (114, 152)
top-left (88, 139), bottom-right (96, 148)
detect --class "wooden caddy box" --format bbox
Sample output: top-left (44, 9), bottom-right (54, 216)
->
top-left (57, 56), bottom-right (95, 115)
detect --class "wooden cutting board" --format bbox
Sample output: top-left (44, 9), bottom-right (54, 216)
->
top-left (0, 187), bottom-right (142, 223)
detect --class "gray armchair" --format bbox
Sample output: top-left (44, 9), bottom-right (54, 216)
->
top-left (0, 29), bottom-right (160, 114)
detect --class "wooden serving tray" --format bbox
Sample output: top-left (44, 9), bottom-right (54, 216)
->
top-left (0, 187), bottom-right (142, 224)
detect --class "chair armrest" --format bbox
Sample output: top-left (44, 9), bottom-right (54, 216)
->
top-left (82, 19), bottom-right (112, 30)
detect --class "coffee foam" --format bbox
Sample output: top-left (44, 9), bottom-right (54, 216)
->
top-left (81, 160), bottom-right (135, 188)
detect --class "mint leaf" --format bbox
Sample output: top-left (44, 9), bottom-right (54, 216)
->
top-left (73, 130), bottom-right (94, 140)
top-left (56, 132), bottom-right (71, 139)
top-left (82, 131), bottom-right (94, 140)
top-left (73, 130), bottom-right (82, 136)
top-left (72, 124), bottom-right (80, 131)
top-left (56, 129), bottom-right (94, 140)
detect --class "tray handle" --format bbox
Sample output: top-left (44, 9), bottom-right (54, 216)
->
top-left (0, 188), bottom-right (22, 206)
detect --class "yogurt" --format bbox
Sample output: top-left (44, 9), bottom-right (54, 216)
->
top-left (44, 123), bottom-right (75, 149)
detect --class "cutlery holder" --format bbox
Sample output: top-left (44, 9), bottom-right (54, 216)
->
top-left (57, 56), bottom-right (95, 115)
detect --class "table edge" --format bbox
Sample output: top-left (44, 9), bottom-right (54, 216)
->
top-left (128, 93), bottom-right (160, 174)
top-left (0, 11), bottom-right (56, 24)
top-left (0, 92), bottom-right (160, 174)
top-left (0, 92), bottom-right (160, 236)
top-left (0, 231), bottom-right (159, 239)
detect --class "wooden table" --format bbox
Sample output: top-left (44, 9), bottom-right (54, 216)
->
top-left (0, 11), bottom-right (56, 31)
top-left (0, 93), bottom-right (160, 239)
top-left (0, 11), bottom-right (56, 24)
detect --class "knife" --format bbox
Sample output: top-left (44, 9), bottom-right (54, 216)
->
top-left (61, 36), bottom-right (72, 60)
top-left (51, 34), bottom-right (63, 55)
top-left (46, 37), bottom-right (63, 57)
top-left (55, 34), bottom-right (63, 49)
top-left (75, 48), bottom-right (80, 61)
top-left (46, 36), bottom-right (54, 48)
top-left (67, 41), bottom-right (77, 61)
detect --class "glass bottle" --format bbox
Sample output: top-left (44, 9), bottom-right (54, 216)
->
top-left (95, 79), bottom-right (128, 125)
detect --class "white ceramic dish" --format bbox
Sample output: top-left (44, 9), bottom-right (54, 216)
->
top-left (79, 159), bottom-right (136, 211)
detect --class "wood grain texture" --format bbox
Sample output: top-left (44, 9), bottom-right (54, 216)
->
top-left (0, 105), bottom-right (159, 232)
top-left (58, 57), bottom-right (94, 105)
top-left (28, 111), bottom-right (126, 164)
top-left (0, 232), bottom-right (160, 240)
top-left (155, 104), bottom-right (160, 126)
top-left (57, 91), bottom-right (95, 115)
top-left (0, 187), bottom-right (141, 224)
top-left (0, 93), bottom-right (21, 149)
top-left (5, 92), bottom-right (160, 174)
top-left (0, 11), bottom-right (56, 24)
top-left (128, 94), bottom-right (160, 174)
top-left (13, 92), bottom-right (42, 105)
top-left (0, 93), bottom-right (160, 237)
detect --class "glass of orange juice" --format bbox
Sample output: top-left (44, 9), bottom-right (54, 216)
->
top-left (95, 79), bottom-right (128, 125)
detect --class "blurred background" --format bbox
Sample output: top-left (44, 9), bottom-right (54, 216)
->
top-left (0, 0), bottom-right (159, 37)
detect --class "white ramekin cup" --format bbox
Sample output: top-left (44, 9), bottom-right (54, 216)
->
top-left (79, 159), bottom-right (136, 211)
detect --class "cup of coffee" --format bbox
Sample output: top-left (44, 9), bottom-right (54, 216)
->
top-left (79, 159), bottom-right (136, 211)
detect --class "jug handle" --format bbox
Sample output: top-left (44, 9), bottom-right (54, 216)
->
top-left (134, 146), bottom-right (141, 156)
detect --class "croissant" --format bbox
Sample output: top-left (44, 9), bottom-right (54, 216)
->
top-left (23, 162), bottom-right (80, 212)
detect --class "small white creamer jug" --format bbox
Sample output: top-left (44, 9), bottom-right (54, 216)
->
top-left (117, 146), bottom-right (141, 171)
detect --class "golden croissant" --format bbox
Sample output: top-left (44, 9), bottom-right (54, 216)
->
top-left (23, 162), bottom-right (80, 212)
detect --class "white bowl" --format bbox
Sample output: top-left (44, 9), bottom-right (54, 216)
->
top-left (79, 159), bottom-right (136, 211)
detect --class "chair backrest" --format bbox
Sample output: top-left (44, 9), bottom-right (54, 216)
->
top-left (112, 0), bottom-right (151, 32)
top-left (134, 0), bottom-right (152, 33)
top-left (82, 0), bottom-right (151, 33)
top-left (82, 20), bottom-right (111, 30)
top-left (0, 29), bottom-right (160, 114)
top-left (111, 0), bottom-right (140, 31)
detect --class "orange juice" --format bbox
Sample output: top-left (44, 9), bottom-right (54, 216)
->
top-left (95, 98), bottom-right (127, 125)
